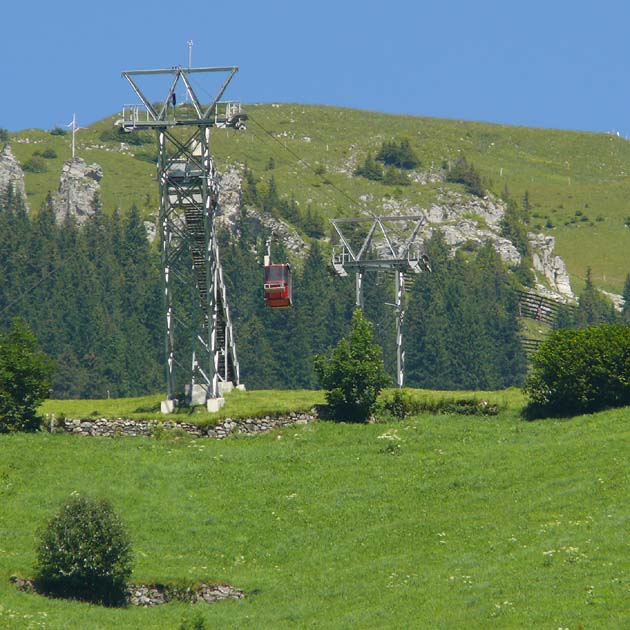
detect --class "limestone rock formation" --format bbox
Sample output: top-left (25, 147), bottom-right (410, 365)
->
top-left (218, 165), bottom-right (306, 255)
top-left (51, 158), bottom-right (103, 224)
top-left (528, 233), bottom-right (573, 299)
top-left (370, 187), bottom-right (574, 300)
top-left (0, 144), bottom-right (29, 209)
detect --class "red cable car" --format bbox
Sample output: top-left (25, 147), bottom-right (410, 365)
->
top-left (264, 263), bottom-right (293, 308)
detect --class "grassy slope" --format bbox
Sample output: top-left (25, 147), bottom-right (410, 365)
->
top-left (11, 104), bottom-right (630, 292)
top-left (2, 399), bottom-right (630, 629)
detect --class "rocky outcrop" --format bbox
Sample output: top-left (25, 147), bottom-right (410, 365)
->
top-left (217, 165), bottom-right (307, 255)
top-left (373, 188), bottom-right (573, 299)
top-left (0, 144), bottom-right (28, 209)
top-left (51, 158), bottom-right (103, 224)
top-left (528, 233), bottom-right (573, 299)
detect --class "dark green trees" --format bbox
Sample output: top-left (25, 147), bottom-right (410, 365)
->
top-left (405, 233), bottom-right (526, 390)
top-left (0, 198), bottom-right (163, 399)
top-left (315, 309), bottom-right (389, 421)
top-left (354, 138), bottom-right (419, 184)
top-left (376, 138), bottom-right (420, 170)
top-left (555, 268), bottom-right (618, 330)
top-left (0, 320), bottom-right (53, 432)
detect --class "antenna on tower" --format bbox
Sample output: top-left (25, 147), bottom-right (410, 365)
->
top-left (186, 40), bottom-right (193, 103)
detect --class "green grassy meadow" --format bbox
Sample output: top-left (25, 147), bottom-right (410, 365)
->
top-left (11, 103), bottom-right (630, 294)
top-left (2, 393), bottom-right (630, 628)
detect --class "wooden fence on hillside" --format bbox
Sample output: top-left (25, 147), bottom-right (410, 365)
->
top-left (516, 290), bottom-right (576, 358)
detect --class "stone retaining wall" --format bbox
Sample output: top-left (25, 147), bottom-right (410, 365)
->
top-left (54, 411), bottom-right (316, 439)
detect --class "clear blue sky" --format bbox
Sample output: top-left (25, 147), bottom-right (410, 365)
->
top-left (3, 0), bottom-right (629, 133)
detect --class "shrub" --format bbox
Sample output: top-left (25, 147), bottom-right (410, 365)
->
top-left (376, 138), bottom-right (420, 170)
top-left (376, 389), bottom-right (500, 420)
top-left (382, 166), bottom-right (410, 186)
top-left (315, 309), bottom-right (389, 422)
top-left (354, 152), bottom-right (383, 181)
top-left (40, 148), bottom-right (58, 159)
top-left (35, 496), bottom-right (133, 605)
top-left (23, 156), bottom-right (48, 173)
top-left (445, 156), bottom-right (485, 197)
top-left (0, 128), bottom-right (9, 141)
top-left (50, 127), bottom-right (67, 136)
top-left (0, 320), bottom-right (53, 433)
top-left (524, 323), bottom-right (630, 418)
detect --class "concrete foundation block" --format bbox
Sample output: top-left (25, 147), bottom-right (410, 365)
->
top-left (218, 381), bottom-right (234, 396)
top-left (236, 384), bottom-right (246, 391)
top-left (161, 399), bottom-right (177, 414)
top-left (206, 397), bottom-right (225, 413)
top-left (186, 383), bottom-right (208, 406)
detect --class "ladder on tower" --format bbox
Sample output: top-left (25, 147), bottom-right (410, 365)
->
top-left (166, 163), bottom-right (239, 393)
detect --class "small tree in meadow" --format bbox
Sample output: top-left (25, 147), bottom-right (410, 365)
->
top-left (315, 309), bottom-right (389, 422)
top-left (35, 496), bottom-right (133, 605)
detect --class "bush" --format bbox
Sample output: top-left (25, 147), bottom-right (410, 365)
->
top-left (0, 128), bottom-right (9, 142)
top-left (50, 127), bottom-right (67, 136)
top-left (382, 166), bottom-right (410, 186)
top-left (35, 496), bottom-right (133, 605)
top-left (40, 148), bottom-right (58, 159)
top-left (524, 323), bottom-right (630, 418)
top-left (376, 389), bottom-right (500, 420)
top-left (23, 156), bottom-right (48, 173)
top-left (445, 156), bottom-right (484, 197)
top-left (315, 309), bottom-right (389, 422)
top-left (0, 320), bottom-right (53, 433)
top-left (354, 152), bottom-right (383, 181)
top-left (376, 138), bottom-right (420, 170)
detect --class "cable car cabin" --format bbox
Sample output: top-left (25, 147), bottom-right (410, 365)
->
top-left (264, 263), bottom-right (293, 308)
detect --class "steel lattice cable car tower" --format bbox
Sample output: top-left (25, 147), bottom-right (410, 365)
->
top-left (117, 66), bottom-right (246, 412)
top-left (330, 215), bottom-right (431, 388)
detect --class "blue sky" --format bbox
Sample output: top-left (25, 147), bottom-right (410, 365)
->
top-left (3, 0), bottom-right (629, 133)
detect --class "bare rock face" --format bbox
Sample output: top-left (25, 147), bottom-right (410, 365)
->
top-left (217, 165), bottom-right (307, 255)
top-left (52, 158), bottom-right (103, 224)
top-left (0, 144), bottom-right (29, 209)
top-left (528, 233), bottom-right (574, 299)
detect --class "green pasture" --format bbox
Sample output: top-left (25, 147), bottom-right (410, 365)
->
top-left (3, 391), bottom-right (630, 628)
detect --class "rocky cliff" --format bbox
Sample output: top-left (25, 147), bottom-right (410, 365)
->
top-left (218, 166), bottom-right (307, 255)
top-left (51, 158), bottom-right (103, 224)
top-left (0, 144), bottom-right (28, 210)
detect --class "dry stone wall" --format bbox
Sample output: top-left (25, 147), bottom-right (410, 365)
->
top-left (54, 411), bottom-right (316, 439)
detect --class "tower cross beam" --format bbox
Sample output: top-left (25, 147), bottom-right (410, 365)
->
top-left (120, 66), bottom-right (239, 127)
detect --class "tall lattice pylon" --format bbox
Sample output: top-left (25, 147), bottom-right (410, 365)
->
top-left (330, 215), bottom-right (431, 388)
top-left (117, 66), bottom-right (245, 412)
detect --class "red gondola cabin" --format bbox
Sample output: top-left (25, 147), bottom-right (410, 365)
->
top-left (264, 263), bottom-right (292, 308)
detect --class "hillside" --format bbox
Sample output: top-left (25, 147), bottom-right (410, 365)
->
top-left (2, 399), bottom-right (630, 628)
top-left (7, 104), bottom-right (630, 294)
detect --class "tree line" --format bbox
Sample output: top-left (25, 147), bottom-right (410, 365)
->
top-left (0, 190), bottom-right (530, 398)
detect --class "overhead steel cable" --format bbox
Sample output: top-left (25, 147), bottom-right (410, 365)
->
top-left (246, 113), bottom-right (376, 218)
